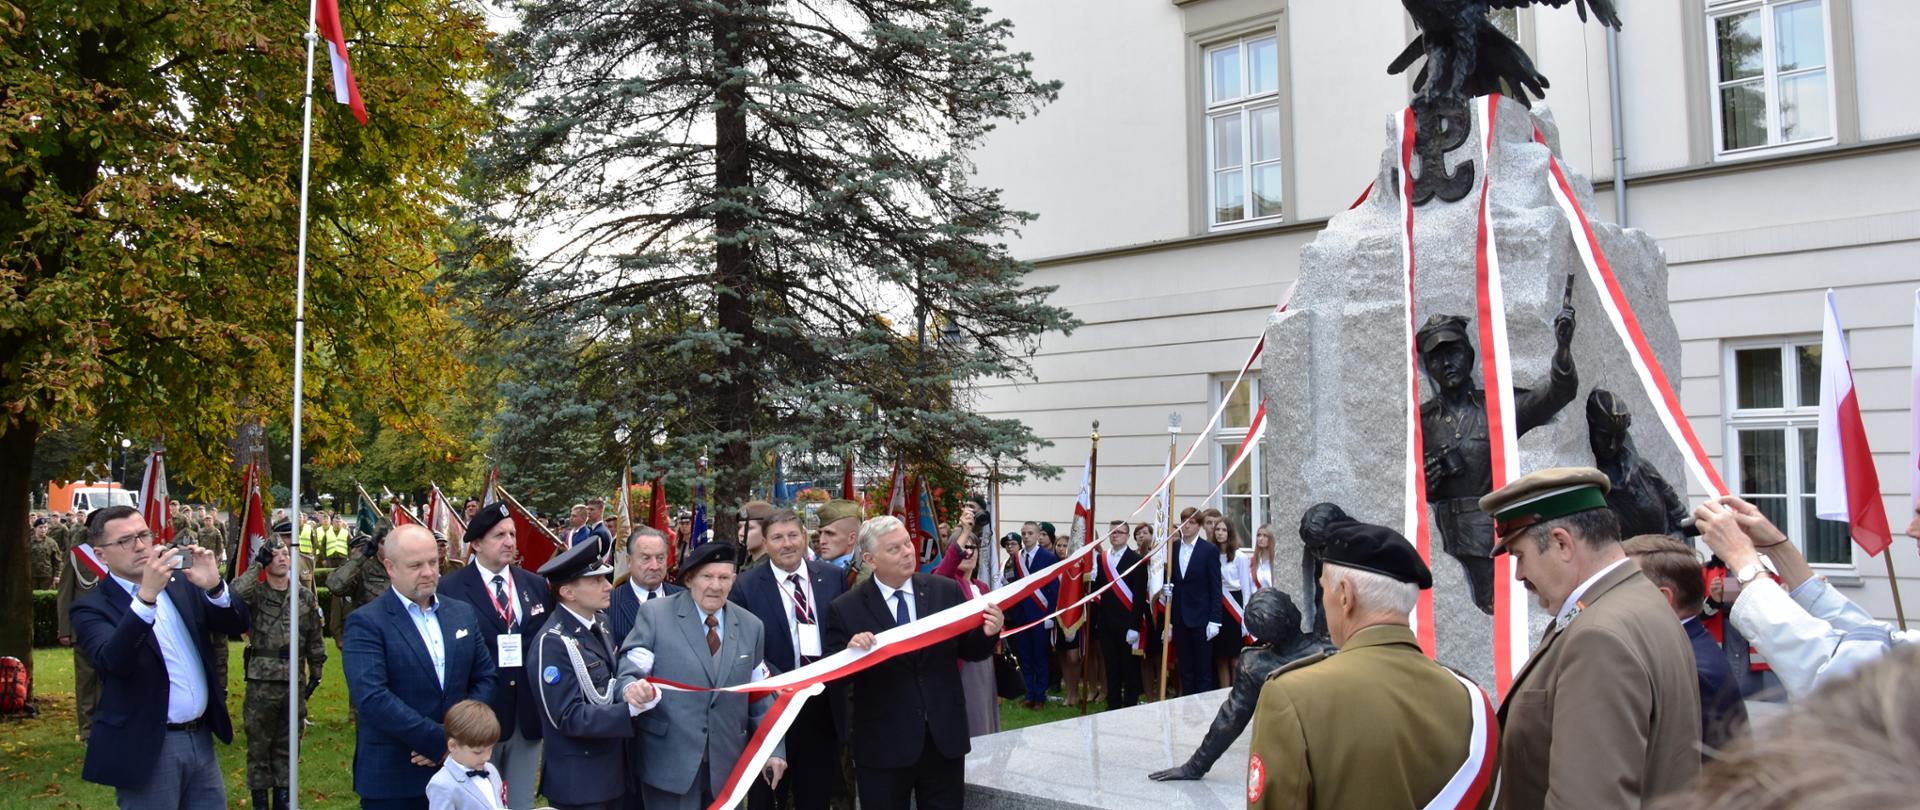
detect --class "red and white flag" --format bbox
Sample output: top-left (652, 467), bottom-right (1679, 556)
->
top-left (231, 463), bottom-right (271, 581)
top-left (139, 449), bottom-right (173, 545)
top-left (315, 0), bottom-right (368, 124)
top-left (1058, 449), bottom-right (1096, 637)
top-left (1815, 289), bottom-right (1892, 556)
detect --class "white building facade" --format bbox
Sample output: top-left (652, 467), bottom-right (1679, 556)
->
top-left (969, 0), bottom-right (1920, 621)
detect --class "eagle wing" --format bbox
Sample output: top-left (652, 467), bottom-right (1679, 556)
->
top-left (1488, 0), bottom-right (1622, 29)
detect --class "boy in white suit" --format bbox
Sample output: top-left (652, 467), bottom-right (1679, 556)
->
top-left (428, 700), bottom-right (509, 810)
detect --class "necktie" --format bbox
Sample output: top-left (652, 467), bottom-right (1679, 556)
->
top-left (492, 574), bottom-right (517, 632)
top-left (787, 573), bottom-right (814, 625)
top-left (706, 614), bottom-right (721, 656)
top-left (893, 591), bottom-right (910, 627)
top-left (467, 770), bottom-right (489, 779)
top-left (646, 589), bottom-right (658, 601)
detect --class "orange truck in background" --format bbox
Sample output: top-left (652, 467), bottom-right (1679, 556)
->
top-left (48, 481), bottom-right (137, 513)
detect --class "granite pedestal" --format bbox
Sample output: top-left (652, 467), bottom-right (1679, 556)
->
top-left (964, 689), bottom-right (1248, 810)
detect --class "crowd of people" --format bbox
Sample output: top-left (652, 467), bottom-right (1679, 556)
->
top-left (44, 462), bottom-right (1920, 810)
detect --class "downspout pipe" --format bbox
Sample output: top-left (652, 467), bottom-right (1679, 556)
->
top-left (1606, 25), bottom-right (1629, 227)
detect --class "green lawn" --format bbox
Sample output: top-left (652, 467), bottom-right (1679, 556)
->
top-left (0, 643), bottom-right (360, 809)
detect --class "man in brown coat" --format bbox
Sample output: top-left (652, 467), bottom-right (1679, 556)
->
top-left (1481, 468), bottom-right (1700, 810)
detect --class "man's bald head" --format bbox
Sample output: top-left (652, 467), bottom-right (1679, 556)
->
top-left (384, 524), bottom-right (443, 605)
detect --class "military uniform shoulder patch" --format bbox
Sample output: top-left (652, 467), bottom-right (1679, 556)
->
top-left (1265, 651), bottom-right (1328, 681)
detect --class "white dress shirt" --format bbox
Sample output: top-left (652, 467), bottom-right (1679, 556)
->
top-left (876, 578), bottom-right (918, 624)
top-left (1556, 557), bottom-right (1630, 626)
top-left (112, 573), bottom-right (228, 723)
top-left (629, 580), bottom-right (667, 603)
top-left (770, 562), bottom-right (818, 653)
top-left (476, 560), bottom-right (518, 626)
top-left (395, 587), bottom-right (448, 687)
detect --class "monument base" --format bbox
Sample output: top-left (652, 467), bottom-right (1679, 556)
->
top-left (964, 689), bottom-right (1246, 810)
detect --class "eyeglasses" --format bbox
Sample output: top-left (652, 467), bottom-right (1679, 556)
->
top-left (98, 530), bottom-right (156, 551)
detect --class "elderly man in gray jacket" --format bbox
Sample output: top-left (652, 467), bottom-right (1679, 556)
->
top-left (616, 542), bottom-right (787, 810)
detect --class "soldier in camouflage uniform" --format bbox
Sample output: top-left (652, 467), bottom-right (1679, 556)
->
top-left (30, 518), bottom-right (60, 590)
top-left (55, 511), bottom-right (104, 741)
top-left (235, 528), bottom-right (326, 810)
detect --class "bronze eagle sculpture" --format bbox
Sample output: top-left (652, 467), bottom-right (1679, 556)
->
top-left (1392, 0), bottom-right (1622, 108)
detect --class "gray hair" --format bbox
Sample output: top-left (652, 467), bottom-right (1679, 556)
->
top-left (1324, 563), bottom-right (1419, 617)
top-left (857, 515), bottom-right (907, 559)
top-left (627, 526), bottom-right (668, 557)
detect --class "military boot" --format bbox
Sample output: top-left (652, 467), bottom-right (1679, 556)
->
top-left (272, 788), bottom-right (290, 810)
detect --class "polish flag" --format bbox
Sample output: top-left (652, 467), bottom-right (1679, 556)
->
top-left (139, 449), bottom-right (173, 545)
top-left (1815, 290), bottom-right (1892, 556)
top-left (316, 0), bottom-right (368, 124)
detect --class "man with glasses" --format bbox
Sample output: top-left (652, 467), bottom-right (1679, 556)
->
top-left (69, 505), bottom-right (251, 809)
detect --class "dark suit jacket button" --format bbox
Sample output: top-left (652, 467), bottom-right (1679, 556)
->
top-left (509, 679), bottom-right (516, 687)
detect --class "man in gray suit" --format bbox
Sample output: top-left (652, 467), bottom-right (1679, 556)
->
top-left (616, 542), bottom-right (788, 810)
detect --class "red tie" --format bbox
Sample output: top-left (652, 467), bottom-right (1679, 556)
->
top-left (706, 614), bottom-right (721, 656)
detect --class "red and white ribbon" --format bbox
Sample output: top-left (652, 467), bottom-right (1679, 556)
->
top-left (1395, 106), bottom-right (1439, 655)
top-left (1219, 592), bottom-right (1257, 645)
top-left (1471, 95), bottom-right (1526, 696)
top-left (1424, 670), bottom-right (1499, 810)
top-left (1197, 397), bottom-right (1273, 506)
top-left (1533, 127), bottom-right (1728, 500)
top-left (71, 543), bottom-right (107, 580)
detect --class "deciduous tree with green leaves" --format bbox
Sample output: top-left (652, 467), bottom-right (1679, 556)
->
top-left (482, 0), bottom-right (1074, 539)
top-left (0, 0), bottom-right (495, 675)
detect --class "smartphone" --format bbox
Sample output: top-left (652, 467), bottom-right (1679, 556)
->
top-left (171, 548), bottom-right (192, 570)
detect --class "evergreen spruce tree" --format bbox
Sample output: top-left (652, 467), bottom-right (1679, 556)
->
top-left (484, 0), bottom-right (1072, 534)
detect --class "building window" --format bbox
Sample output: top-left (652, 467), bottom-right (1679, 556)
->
top-left (1723, 339), bottom-right (1853, 565)
top-left (1212, 377), bottom-right (1266, 550)
top-left (1205, 33), bottom-right (1283, 229)
top-left (1707, 0), bottom-right (1835, 156)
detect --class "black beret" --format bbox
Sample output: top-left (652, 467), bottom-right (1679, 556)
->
top-left (464, 502), bottom-right (511, 545)
top-left (1319, 518), bottom-right (1433, 590)
top-left (678, 541), bottom-right (738, 580)
top-left (539, 535), bottom-right (614, 584)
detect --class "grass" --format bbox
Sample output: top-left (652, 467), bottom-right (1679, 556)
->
top-left (0, 644), bottom-right (360, 809)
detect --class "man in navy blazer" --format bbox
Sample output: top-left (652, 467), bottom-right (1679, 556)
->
top-left (437, 502), bottom-right (552, 809)
top-left (729, 509), bottom-right (848, 810)
top-left (71, 506), bottom-right (250, 809)
top-left (1623, 534), bottom-right (1749, 752)
top-left (1162, 507), bottom-right (1223, 695)
top-left (343, 524), bottom-right (499, 810)
top-left (608, 526), bottom-right (683, 644)
top-left (1006, 521), bottom-right (1058, 708)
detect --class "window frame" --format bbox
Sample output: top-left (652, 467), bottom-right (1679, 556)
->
top-left (1209, 375), bottom-right (1266, 552)
top-left (1201, 30), bottom-right (1287, 232)
top-left (1721, 336), bottom-right (1856, 570)
top-left (1705, 0), bottom-right (1839, 160)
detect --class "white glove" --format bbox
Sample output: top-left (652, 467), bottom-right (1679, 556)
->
top-left (1160, 584), bottom-right (1173, 602)
top-left (1125, 630), bottom-right (1140, 647)
top-left (1043, 619), bottom-right (1054, 630)
top-left (624, 647), bottom-right (656, 677)
top-left (1205, 622), bottom-right (1221, 641)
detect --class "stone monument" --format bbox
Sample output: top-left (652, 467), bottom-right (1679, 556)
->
top-left (1260, 97), bottom-right (1686, 689)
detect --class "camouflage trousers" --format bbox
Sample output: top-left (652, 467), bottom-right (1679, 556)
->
top-left (243, 681), bottom-right (308, 789)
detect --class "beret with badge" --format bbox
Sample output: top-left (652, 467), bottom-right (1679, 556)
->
top-left (678, 539), bottom-right (738, 581)
top-left (463, 502), bottom-right (512, 546)
top-left (1478, 466), bottom-right (1613, 553)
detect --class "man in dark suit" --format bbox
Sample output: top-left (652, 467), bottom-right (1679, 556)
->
top-left (532, 537), bottom-right (653, 810)
top-left (608, 526), bottom-right (683, 643)
top-left (825, 515), bottom-right (1003, 810)
top-left (343, 524), bottom-right (499, 810)
top-left (1622, 534), bottom-right (1749, 752)
top-left (1092, 519), bottom-right (1149, 709)
top-left (1006, 521), bottom-right (1058, 708)
top-left (71, 505), bottom-right (250, 809)
top-left (1161, 507), bottom-right (1223, 695)
top-left (438, 502), bottom-right (552, 809)
top-left (730, 509), bottom-right (847, 810)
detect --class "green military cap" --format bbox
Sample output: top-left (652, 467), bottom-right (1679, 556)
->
top-left (739, 500), bottom-right (775, 522)
top-left (1478, 466), bottom-right (1612, 553)
top-left (816, 499), bottom-right (861, 526)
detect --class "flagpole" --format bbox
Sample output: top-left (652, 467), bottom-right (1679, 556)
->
top-left (1158, 413), bottom-right (1180, 702)
top-left (285, 0), bottom-right (321, 798)
top-left (1082, 421), bottom-right (1099, 716)
top-left (1885, 555), bottom-right (1908, 631)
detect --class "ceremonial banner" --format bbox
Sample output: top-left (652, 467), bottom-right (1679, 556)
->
top-left (230, 463), bottom-right (270, 581)
top-left (1058, 446), bottom-right (1096, 637)
top-left (496, 485), bottom-right (563, 571)
top-left (1816, 290), bottom-right (1892, 555)
top-left (138, 449), bottom-right (173, 546)
top-left (314, 0), bottom-right (367, 123)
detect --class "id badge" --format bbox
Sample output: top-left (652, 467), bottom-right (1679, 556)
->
top-left (497, 633), bottom-right (523, 669)
top-left (797, 623), bottom-right (823, 658)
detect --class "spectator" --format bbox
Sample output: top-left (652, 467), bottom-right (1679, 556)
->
top-left (70, 505), bottom-right (250, 809)
top-left (1090, 520), bottom-right (1147, 710)
top-left (932, 525), bottom-right (1001, 734)
top-left (825, 516), bottom-right (1002, 810)
top-left (1213, 520), bottom-right (1248, 687)
top-left (1693, 496), bottom-right (1920, 697)
top-left (608, 527), bottom-right (683, 643)
top-left (1622, 534), bottom-right (1749, 752)
top-left (1480, 468), bottom-right (1701, 809)
top-left (1161, 506), bottom-right (1224, 695)
top-left (426, 699), bottom-right (505, 810)
top-left (1007, 521), bottom-right (1057, 708)
top-left (343, 524), bottom-right (499, 810)
top-left (1247, 525), bottom-right (1280, 597)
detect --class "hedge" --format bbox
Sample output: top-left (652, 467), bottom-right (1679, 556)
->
top-left (32, 586), bottom-right (336, 646)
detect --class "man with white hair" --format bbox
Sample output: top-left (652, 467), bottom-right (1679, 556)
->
top-left (825, 516), bottom-right (1004, 810)
top-left (1246, 508), bottom-right (1493, 809)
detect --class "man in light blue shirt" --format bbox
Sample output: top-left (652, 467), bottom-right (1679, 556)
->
top-left (71, 505), bottom-right (251, 809)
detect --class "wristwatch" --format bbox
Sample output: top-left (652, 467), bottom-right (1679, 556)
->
top-left (1734, 561), bottom-right (1769, 586)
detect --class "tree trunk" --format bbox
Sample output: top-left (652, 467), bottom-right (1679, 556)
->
top-left (709, 0), bottom-right (757, 544)
top-left (0, 417), bottom-right (42, 682)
